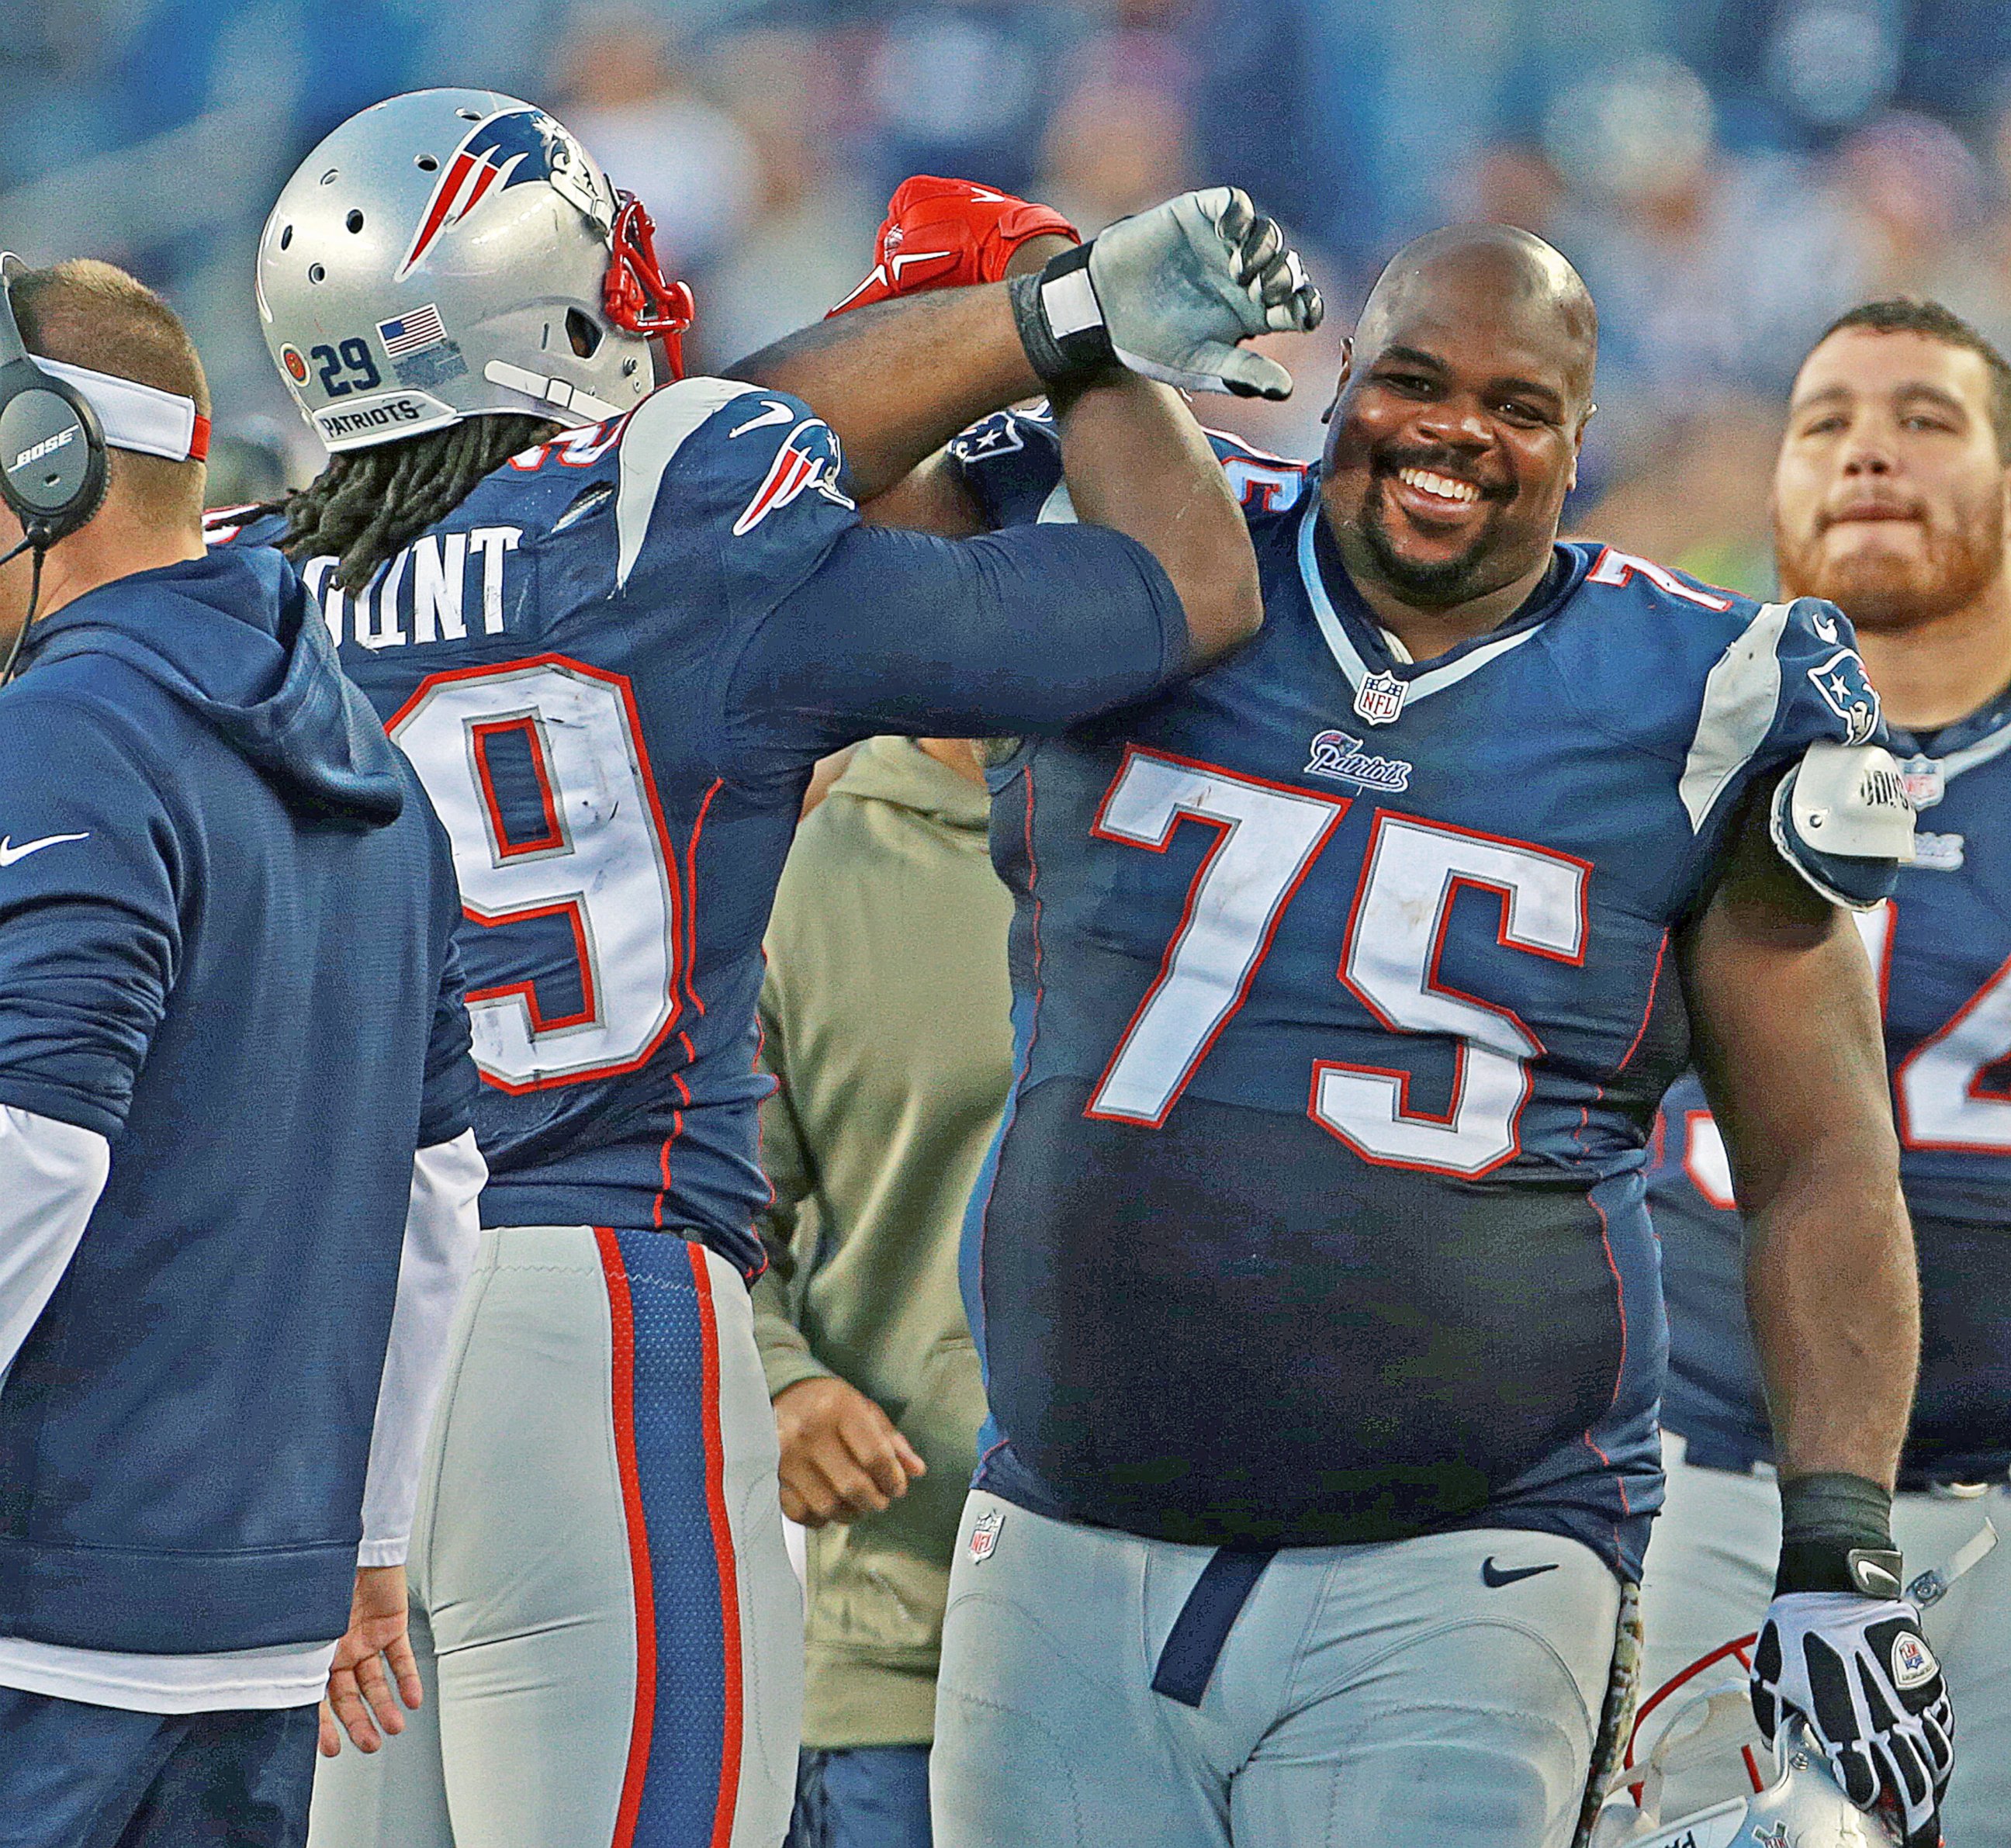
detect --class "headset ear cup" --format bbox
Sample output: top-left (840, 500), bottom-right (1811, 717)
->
top-left (0, 362), bottom-right (109, 548)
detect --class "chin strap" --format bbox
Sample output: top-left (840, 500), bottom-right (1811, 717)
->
top-left (0, 537), bottom-right (46, 687)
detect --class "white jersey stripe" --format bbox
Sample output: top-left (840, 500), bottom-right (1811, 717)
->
top-left (1679, 601), bottom-right (1793, 832)
top-left (614, 377), bottom-right (765, 589)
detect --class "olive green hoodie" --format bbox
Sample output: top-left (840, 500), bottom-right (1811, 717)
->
top-left (753, 735), bottom-right (1012, 1749)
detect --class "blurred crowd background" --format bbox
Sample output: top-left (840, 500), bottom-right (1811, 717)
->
top-left (9, 0), bottom-right (2011, 594)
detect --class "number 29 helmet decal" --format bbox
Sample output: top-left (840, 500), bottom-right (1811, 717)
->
top-left (257, 88), bottom-right (695, 454)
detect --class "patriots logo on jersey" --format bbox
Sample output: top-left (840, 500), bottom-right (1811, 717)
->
top-left (1303, 728), bottom-right (1411, 791)
top-left (732, 418), bottom-right (855, 536)
top-left (1806, 646), bottom-right (1881, 746)
top-left (947, 412), bottom-right (1027, 464)
top-left (399, 109), bottom-right (608, 280)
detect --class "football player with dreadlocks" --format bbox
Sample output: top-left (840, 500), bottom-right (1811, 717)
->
top-left (225, 88), bottom-right (1320, 1848)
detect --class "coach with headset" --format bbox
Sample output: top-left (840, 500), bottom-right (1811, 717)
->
top-left (0, 254), bottom-right (486, 1848)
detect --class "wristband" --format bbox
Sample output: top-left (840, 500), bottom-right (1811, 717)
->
top-left (1775, 1471), bottom-right (1903, 1597)
top-left (1009, 245), bottom-right (1117, 387)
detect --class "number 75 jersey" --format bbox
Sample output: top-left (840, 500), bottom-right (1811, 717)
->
top-left (953, 416), bottom-right (1884, 1577)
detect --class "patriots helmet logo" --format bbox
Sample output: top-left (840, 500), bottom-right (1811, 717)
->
top-left (399, 108), bottom-right (612, 280)
top-left (733, 417), bottom-right (856, 536)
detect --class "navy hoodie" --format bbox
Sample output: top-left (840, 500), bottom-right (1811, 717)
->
top-left (0, 545), bottom-right (476, 1655)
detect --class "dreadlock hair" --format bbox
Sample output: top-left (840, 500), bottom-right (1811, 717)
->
top-left (265, 414), bottom-right (559, 592)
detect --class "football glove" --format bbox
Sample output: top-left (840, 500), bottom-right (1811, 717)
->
top-left (829, 175), bottom-right (1081, 316)
top-left (1750, 1592), bottom-right (1953, 1848)
top-left (1010, 186), bottom-right (1323, 400)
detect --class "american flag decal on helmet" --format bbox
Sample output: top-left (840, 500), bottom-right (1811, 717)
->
top-left (397, 109), bottom-right (574, 280)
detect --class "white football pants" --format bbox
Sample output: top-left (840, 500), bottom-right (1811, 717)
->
top-left (307, 1226), bottom-right (801, 1848)
top-left (931, 1489), bottom-right (1622, 1848)
top-left (1639, 1431), bottom-right (2010, 1845)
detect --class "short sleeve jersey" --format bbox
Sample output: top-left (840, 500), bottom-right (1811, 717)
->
top-left (218, 379), bottom-right (1185, 1273)
top-left (951, 410), bottom-right (1887, 1576)
top-left (1649, 690), bottom-right (2011, 1487)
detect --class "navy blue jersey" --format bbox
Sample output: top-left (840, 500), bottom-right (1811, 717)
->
top-left (953, 413), bottom-right (1884, 1576)
top-left (1651, 690), bottom-right (2011, 1487)
top-left (0, 548), bottom-right (474, 1653)
top-left (219, 379), bottom-right (1185, 1272)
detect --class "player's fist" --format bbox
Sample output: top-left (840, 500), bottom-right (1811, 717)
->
top-left (828, 175), bottom-right (1081, 317)
top-left (1012, 186), bottom-right (1324, 400)
top-left (774, 1374), bottom-right (927, 1527)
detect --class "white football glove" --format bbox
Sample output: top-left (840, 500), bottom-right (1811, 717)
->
top-left (1010, 186), bottom-right (1323, 400)
top-left (1750, 1591), bottom-right (1953, 1848)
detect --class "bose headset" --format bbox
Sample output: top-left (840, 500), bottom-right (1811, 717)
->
top-left (0, 254), bottom-right (109, 680)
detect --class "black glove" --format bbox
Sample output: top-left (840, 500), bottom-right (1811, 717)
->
top-left (1751, 1474), bottom-right (1953, 1848)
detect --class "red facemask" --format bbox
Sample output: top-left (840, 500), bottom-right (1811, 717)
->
top-left (603, 194), bottom-right (696, 381)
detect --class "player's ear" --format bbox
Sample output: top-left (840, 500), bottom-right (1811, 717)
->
top-left (1566, 400), bottom-right (1593, 492)
top-left (1322, 337), bottom-right (1352, 425)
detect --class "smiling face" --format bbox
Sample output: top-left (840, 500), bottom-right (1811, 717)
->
top-left (1320, 231), bottom-right (1594, 614)
top-left (1774, 327), bottom-right (2011, 630)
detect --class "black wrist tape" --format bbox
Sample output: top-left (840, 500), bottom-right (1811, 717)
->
top-left (1009, 245), bottom-right (1116, 387)
top-left (1776, 1472), bottom-right (1902, 1597)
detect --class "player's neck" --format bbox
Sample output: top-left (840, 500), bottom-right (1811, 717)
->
top-left (1334, 526), bottom-right (1557, 664)
top-left (29, 511), bottom-right (206, 623)
top-left (1845, 583), bottom-right (2011, 734)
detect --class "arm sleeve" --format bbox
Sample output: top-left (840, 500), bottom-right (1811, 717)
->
top-left (944, 409), bottom-right (1068, 528)
top-left (721, 518), bottom-right (1185, 772)
top-left (358, 1128), bottom-right (488, 1565)
top-left (0, 694), bottom-right (181, 1137)
top-left (604, 382), bottom-right (1185, 775)
top-left (0, 1106), bottom-right (110, 1389)
top-left (1675, 596), bottom-right (1897, 908)
top-left (750, 995), bottom-right (836, 1400)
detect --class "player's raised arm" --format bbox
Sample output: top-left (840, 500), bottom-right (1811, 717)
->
top-left (729, 182), bottom-right (1318, 667)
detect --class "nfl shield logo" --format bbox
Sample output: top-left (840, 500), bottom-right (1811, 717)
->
top-left (1353, 670), bottom-right (1406, 726)
top-left (1900, 755), bottom-right (1945, 811)
top-left (968, 1508), bottom-right (1004, 1564)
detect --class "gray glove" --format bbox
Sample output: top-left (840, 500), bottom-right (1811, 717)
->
top-left (1010, 186), bottom-right (1323, 400)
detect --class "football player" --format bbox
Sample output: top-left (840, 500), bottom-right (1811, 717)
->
top-left (233, 92), bottom-right (1319, 1848)
top-left (1643, 297), bottom-right (2011, 1842)
top-left (863, 224), bottom-right (1937, 1848)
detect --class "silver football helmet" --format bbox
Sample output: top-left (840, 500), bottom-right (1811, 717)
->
top-left (256, 88), bottom-right (694, 453)
top-left (1591, 1641), bottom-right (1903, 1848)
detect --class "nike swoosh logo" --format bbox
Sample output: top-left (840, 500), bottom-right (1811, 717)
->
top-left (0, 831), bottom-right (90, 867)
top-left (729, 401), bottom-right (796, 438)
top-left (1480, 1558), bottom-right (1559, 1589)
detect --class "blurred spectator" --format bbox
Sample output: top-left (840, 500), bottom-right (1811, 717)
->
top-left (1545, 54), bottom-right (1857, 458)
top-left (561, 18), bottom-right (760, 277)
top-left (1920, 85), bottom-right (2011, 356)
top-left (1452, 141), bottom-right (1570, 242)
top-left (1037, 72), bottom-right (1194, 233)
top-left (1573, 394), bottom-right (1785, 599)
top-left (1831, 109), bottom-right (1985, 298)
top-left (690, 26), bottom-right (881, 368)
top-left (859, 2), bottom-right (1070, 201)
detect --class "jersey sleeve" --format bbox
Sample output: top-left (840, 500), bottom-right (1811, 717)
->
top-left (718, 518), bottom-right (1185, 773)
top-left (946, 408), bottom-right (1068, 528)
top-left (0, 692), bottom-right (182, 1139)
top-left (601, 377), bottom-right (1186, 777)
top-left (1674, 596), bottom-right (1892, 891)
